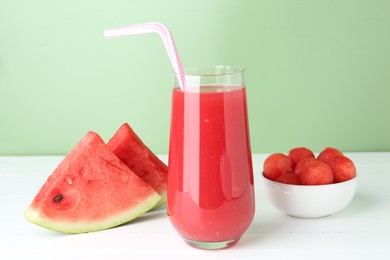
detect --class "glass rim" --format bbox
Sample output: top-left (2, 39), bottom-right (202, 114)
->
top-left (173, 65), bottom-right (245, 77)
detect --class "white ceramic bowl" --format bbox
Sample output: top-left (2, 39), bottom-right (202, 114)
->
top-left (261, 174), bottom-right (358, 218)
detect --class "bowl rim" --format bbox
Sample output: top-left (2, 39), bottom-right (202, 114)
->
top-left (261, 172), bottom-right (358, 188)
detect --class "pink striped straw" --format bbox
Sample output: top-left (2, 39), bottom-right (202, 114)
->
top-left (104, 22), bottom-right (186, 91)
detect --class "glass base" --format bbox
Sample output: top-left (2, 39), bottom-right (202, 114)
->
top-left (184, 237), bottom-right (240, 250)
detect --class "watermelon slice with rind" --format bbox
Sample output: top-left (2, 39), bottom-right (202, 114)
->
top-left (24, 131), bottom-right (161, 233)
top-left (107, 123), bottom-right (167, 208)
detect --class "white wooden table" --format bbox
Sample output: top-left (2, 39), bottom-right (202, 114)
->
top-left (1, 153), bottom-right (389, 259)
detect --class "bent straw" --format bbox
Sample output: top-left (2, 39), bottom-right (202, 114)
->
top-left (104, 22), bottom-right (186, 91)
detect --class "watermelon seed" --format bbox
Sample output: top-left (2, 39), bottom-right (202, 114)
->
top-left (53, 194), bottom-right (64, 203)
top-left (66, 176), bottom-right (73, 185)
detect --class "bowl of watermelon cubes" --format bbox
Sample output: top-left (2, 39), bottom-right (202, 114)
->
top-left (261, 147), bottom-right (357, 218)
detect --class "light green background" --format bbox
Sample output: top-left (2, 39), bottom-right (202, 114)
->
top-left (1, 0), bottom-right (389, 155)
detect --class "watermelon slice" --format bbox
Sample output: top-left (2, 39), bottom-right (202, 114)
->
top-left (107, 123), bottom-right (168, 208)
top-left (24, 131), bottom-right (161, 233)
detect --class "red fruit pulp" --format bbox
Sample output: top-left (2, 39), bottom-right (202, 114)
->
top-left (263, 153), bottom-right (293, 181)
top-left (294, 157), bottom-right (316, 176)
top-left (329, 156), bottom-right (356, 183)
top-left (317, 147), bottom-right (344, 164)
top-left (300, 159), bottom-right (334, 185)
top-left (276, 172), bottom-right (300, 185)
top-left (288, 147), bottom-right (315, 167)
top-left (107, 123), bottom-right (168, 207)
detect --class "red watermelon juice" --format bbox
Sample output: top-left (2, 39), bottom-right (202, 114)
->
top-left (167, 85), bottom-right (255, 249)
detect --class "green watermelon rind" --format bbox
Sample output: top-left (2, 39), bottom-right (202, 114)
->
top-left (24, 192), bottom-right (161, 234)
top-left (154, 191), bottom-right (166, 209)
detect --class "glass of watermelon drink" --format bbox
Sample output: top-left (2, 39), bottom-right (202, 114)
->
top-left (167, 65), bottom-right (255, 250)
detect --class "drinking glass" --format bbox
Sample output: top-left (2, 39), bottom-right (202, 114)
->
top-left (167, 65), bottom-right (255, 250)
